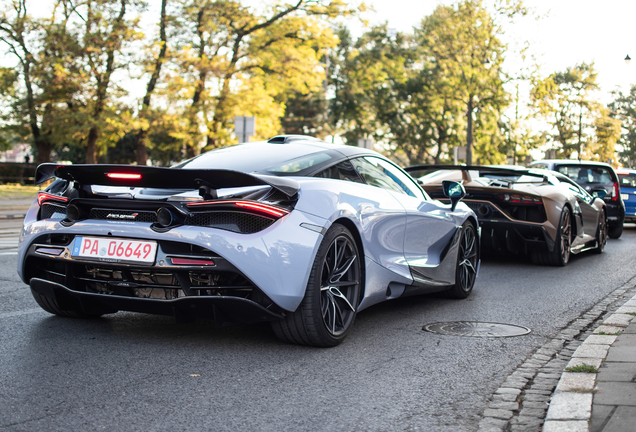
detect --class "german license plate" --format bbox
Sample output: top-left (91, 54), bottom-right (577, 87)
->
top-left (621, 193), bottom-right (629, 201)
top-left (72, 236), bottom-right (157, 264)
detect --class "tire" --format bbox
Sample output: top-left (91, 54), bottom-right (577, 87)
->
top-left (531, 206), bottom-right (572, 266)
top-left (30, 287), bottom-right (103, 318)
top-left (593, 211), bottom-right (608, 254)
top-left (445, 221), bottom-right (478, 299)
top-left (271, 224), bottom-right (362, 347)
top-left (608, 224), bottom-right (623, 239)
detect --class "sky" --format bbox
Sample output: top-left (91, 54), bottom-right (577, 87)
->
top-left (4, 0), bottom-right (635, 103)
top-left (361, 0), bottom-right (636, 103)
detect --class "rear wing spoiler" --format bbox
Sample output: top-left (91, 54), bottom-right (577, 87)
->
top-left (35, 164), bottom-right (300, 197)
top-left (405, 164), bottom-right (550, 181)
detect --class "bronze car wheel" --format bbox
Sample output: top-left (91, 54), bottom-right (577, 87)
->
top-left (531, 206), bottom-right (571, 266)
top-left (271, 224), bottom-right (362, 347)
top-left (594, 211), bottom-right (608, 254)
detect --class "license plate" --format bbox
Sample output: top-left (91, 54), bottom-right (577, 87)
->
top-left (621, 193), bottom-right (629, 201)
top-left (72, 236), bottom-right (157, 264)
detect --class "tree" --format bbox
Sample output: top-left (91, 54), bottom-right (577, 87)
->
top-left (609, 85), bottom-right (636, 167)
top-left (585, 106), bottom-right (621, 164)
top-left (167, 0), bottom-right (351, 156)
top-left (79, 0), bottom-right (143, 164)
top-left (530, 62), bottom-right (600, 158)
top-left (0, 0), bottom-right (53, 163)
top-left (134, 0), bottom-right (170, 165)
top-left (417, 0), bottom-right (508, 165)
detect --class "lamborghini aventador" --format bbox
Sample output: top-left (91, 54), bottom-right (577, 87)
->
top-left (410, 165), bottom-right (608, 266)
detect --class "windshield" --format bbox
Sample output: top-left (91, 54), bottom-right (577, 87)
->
top-left (555, 165), bottom-right (614, 186)
top-left (175, 142), bottom-right (334, 174)
top-left (619, 173), bottom-right (636, 188)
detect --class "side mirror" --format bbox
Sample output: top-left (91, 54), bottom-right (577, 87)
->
top-left (442, 180), bottom-right (466, 211)
top-left (591, 188), bottom-right (607, 199)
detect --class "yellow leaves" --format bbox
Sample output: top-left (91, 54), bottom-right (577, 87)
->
top-left (584, 107), bottom-right (622, 163)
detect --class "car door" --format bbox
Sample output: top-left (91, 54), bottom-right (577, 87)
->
top-left (560, 177), bottom-right (598, 241)
top-left (350, 156), bottom-right (460, 286)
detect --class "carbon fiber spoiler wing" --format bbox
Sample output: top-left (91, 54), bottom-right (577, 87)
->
top-left (405, 164), bottom-right (550, 181)
top-left (35, 164), bottom-right (300, 197)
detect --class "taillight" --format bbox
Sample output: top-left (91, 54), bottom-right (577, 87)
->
top-left (496, 194), bottom-right (542, 205)
top-left (612, 182), bottom-right (619, 201)
top-left (37, 192), bottom-right (69, 206)
top-left (186, 200), bottom-right (290, 219)
top-left (170, 257), bottom-right (215, 266)
top-left (106, 173), bottom-right (142, 180)
top-left (234, 201), bottom-right (288, 218)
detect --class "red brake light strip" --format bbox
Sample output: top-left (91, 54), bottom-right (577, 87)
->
top-left (37, 192), bottom-right (69, 206)
top-left (186, 200), bottom-right (289, 218)
top-left (106, 173), bottom-right (142, 180)
top-left (234, 201), bottom-right (288, 217)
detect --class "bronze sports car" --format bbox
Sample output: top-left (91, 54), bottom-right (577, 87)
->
top-left (406, 165), bottom-right (608, 266)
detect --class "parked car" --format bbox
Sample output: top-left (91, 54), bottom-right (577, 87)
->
top-left (19, 135), bottom-right (479, 347)
top-left (617, 168), bottom-right (636, 223)
top-left (409, 165), bottom-right (608, 266)
top-left (529, 160), bottom-right (625, 238)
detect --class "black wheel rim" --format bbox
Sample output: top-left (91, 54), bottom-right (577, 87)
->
top-left (560, 210), bottom-right (571, 262)
top-left (458, 225), bottom-right (478, 292)
top-left (320, 235), bottom-right (360, 337)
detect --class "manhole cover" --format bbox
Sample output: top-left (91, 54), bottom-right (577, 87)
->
top-left (422, 321), bottom-right (531, 338)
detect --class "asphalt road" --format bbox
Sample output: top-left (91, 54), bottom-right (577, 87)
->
top-left (2, 223), bottom-right (636, 431)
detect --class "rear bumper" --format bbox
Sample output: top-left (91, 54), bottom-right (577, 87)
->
top-left (478, 220), bottom-right (554, 255)
top-left (18, 209), bottom-right (327, 312)
top-left (604, 201), bottom-right (625, 227)
top-left (623, 204), bottom-right (636, 223)
top-left (30, 278), bottom-right (282, 326)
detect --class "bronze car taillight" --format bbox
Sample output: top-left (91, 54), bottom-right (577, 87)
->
top-left (496, 193), bottom-right (542, 205)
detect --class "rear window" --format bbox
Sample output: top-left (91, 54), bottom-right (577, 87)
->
top-left (175, 142), bottom-right (334, 175)
top-left (619, 174), bottom-right (636, 188)
top-left (555, 165), bottom-right (615, 185)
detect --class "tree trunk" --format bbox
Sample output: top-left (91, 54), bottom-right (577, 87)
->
top-left (35, 139), bottom-right (53, 165)
top-left (577, 106), bottom-right (583, 159)
top-left (86, 127), bottom-right (98, 164)
top-left (136, 129), bottom-right (149, 165)
top-left (466, 97), bottom-right (474, 165)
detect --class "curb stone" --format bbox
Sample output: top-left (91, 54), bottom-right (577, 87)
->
top-left (477, 277), bottom-right (636, 432)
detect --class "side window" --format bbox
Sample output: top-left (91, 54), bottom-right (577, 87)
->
top-left (351, 157), bottom-right (426, 199)
top-left (561, 177), bottom-right (592, 203)
top-left (532, 163), bottom-right (548, 170)
top-left (314, 161), bottom-right (364, 183)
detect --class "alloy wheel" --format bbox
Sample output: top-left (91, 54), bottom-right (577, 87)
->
top-left (320, 235), bottom-right (360, 336)
top-left (457, 225), bottom-right (478, 292)
top-left (560, 210), bottom-right (571, 263)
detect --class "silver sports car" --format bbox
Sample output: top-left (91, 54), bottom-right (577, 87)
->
top-left (19, 135), bottom-right (479, 346)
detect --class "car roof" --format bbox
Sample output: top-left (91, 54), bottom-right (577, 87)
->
top-left (174, 135), bottom-right (381, 175)
top-left (616, 168), bottom-right (636, 175)
top-left (532, 159), bottom-right (616, 168)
